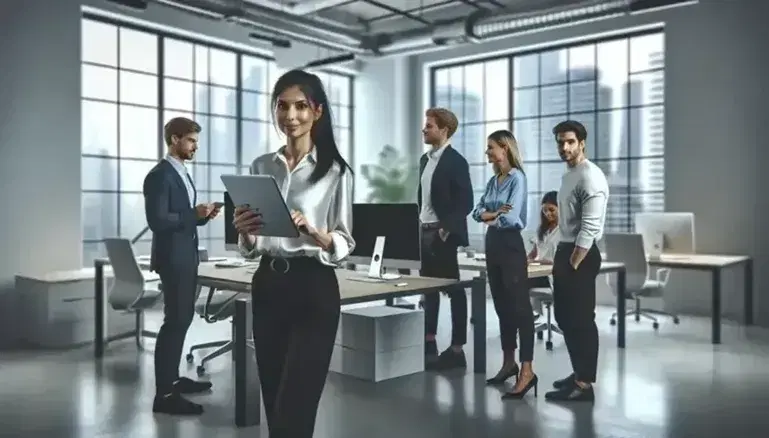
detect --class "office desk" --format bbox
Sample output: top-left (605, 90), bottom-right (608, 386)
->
top-left (647, 253), bottom-right (753, 344)
top-left (456, 254), bottom-right (629, 348)
top-left (94, 259), bottom-right (486, 428)
top-left (204, 265), bottom-right (485, 428)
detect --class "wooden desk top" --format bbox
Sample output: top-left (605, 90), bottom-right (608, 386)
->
top-left (197, 263), bottom-right (478, 305)
top-left (456, 254), bottom-right (624, 277)
top-left (647, 253), bottom-right (751, 268)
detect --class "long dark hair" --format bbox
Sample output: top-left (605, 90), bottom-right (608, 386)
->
top-left (537, 191), bottom-right (558, 242)
top-left (271, 69), bottom-right (352, 183)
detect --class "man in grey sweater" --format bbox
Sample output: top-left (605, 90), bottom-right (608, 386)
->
top-left (544, 120), bottom-right (609, 402)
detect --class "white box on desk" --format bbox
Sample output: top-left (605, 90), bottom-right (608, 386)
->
top-left (330, 306), bottom-right (424, 382)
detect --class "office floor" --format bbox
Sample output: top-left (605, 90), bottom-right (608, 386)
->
top-left (2, 297), bottom-right (769, 438)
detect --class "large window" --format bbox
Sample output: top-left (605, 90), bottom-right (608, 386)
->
top-left (431, 31), bottom-right (665, 242)
top-left (81, 16), bottom-right (354, 265)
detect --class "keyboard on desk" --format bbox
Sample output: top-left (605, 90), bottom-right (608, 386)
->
top-left (349, 276), bottom-right (386, 283)
top-left (214, 260), bottom-right (253, 268)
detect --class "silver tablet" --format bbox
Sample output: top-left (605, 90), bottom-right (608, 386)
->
top-left (220, 174), bottom-right (300, 238)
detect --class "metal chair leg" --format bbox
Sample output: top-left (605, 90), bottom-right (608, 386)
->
top-left (135, 312), bottom-right (146, 350)
top-left (201, 341), bottom-right (234, 366)
top-left (189, 340), bottom-right (230, 355)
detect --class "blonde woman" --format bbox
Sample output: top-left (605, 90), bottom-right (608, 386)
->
top-left (471, 130), bottom-right (537, 399)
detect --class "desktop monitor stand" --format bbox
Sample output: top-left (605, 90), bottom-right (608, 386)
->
top-left (366, 236), bottom-right (401, 280)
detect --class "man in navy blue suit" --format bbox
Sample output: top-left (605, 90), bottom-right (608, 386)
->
top-left (417, 107), bottom-right (473, 370)
top-left (143, 117), bottom-right (221, 415)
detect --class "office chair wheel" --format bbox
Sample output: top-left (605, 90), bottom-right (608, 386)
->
top-left (545, 341), bottom-right (553, 351)
top-left (537, 331), bottom-right (544, 340)
top-left (652, 322), bottom-right (660, 330)
top-left (196, 365), bottom-right (206, 377)
top-left (185, 354), bottom-right (194, 363)
top-left (673, 317), bottom-right (680, 324)
top-left (609, 318), bottom-right (616, 326)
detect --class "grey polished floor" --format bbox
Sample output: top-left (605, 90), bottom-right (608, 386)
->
top-left (2, 297), bottom-right (769, 438)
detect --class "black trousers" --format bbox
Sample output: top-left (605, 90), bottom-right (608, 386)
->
top-left (155, 265), bottom-right (198, 395)
top-left (528, 277), bottom-right (550, 289)
top-left (251, 256), bottom-right (340, 438)
top-left (420, 227), bottom-right (467, 346)
top-left (552, 242), bottom-right (601, 383)
top-left (485, 227), bottom-right (533, 361)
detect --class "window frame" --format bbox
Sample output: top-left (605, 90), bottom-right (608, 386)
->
top-left (429, 28), bottom-right (665, 239)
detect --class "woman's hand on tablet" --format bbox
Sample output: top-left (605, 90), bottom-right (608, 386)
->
top-left (233, 205), bottom-right (264, 235)
top-left (290, 210), bottom-right (315, 236)
top-left (291, 210), bottom-right (335, 251)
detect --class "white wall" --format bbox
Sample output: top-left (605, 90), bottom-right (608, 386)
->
top-left (0, 0), bottom-right (83, 348)
top-left (352, 56), bottom-right (419, 201)
top-left (410, 0), bottom-right (769, 325)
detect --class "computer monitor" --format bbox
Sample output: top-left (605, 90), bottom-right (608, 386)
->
top-left (634, 212), bottom-right (696, 254)
top-left (224, 192), bottom-right (238, 252)
top-left (348, 203), bottom-right (421, 270)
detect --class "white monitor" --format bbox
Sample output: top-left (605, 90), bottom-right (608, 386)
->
top-left (634, 212), bottom-right (696, 254)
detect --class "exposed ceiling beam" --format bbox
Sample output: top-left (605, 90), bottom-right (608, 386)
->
top-left (240, 0), bottom-right (364, 29)
top-left (291, 0), bottom-right (355, 15)
top-left (360, 0), bottom-right (432, 25)
top-left (457, 0), bottom-right (484, 9)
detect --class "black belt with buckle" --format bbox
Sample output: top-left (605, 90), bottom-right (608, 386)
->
top-left (421, 222), bottom-right (441, 230)
top-left (261, 255), bottom-right (320, 274)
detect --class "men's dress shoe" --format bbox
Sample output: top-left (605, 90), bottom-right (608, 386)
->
top-left (545, 383), bottom-right (595, 402)
top-left (552, 373), bottom-right (576, 389)
top-left (174, 377), bottom-right (213, 394)
top-left (426, 348), bottom-right (467, 371)
top-left (153, 393), bottom-right (204, 415)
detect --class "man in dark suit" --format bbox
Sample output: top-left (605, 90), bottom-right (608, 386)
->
top-left (417, 107), bottom-right (474, 370)
top-left (143, 117), bottom-right (221, 415)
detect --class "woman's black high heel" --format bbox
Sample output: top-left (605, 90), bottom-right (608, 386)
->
top-left (485, 364), bottom-right (520, 385)
top-left (501, 374), bottom-right (539, 399)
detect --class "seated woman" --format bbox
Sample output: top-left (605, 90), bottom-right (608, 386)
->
top-left (528, 191), bottom-right (560, 315)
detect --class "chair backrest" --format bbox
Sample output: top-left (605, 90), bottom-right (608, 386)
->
top-left (104, 238), bottom-right (146, 311)
top-left (603, 233), bottom-right (649, 291)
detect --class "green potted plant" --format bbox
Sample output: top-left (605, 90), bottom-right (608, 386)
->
top-left (360, 145), bottom-right (419, 203)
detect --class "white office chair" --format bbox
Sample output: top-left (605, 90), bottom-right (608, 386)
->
top-left (185, 288), bottom-right (245, 376)
top-left (604, 233), bottom-right (680, 330)
top-left (531, 275), bottom-right (562, 351)
top-left (103, 238), bottom-right (163, 349)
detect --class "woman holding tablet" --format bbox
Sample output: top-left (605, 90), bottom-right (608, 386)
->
top-left (471, 130), bottom-right (538, 399)
top-left (232, 69), bottom-right (354, 438)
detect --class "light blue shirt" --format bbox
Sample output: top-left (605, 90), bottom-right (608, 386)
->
top-left (471, 169), bottom-right (527, 229)
top-left (164, 155), bottom-right (196, 207)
